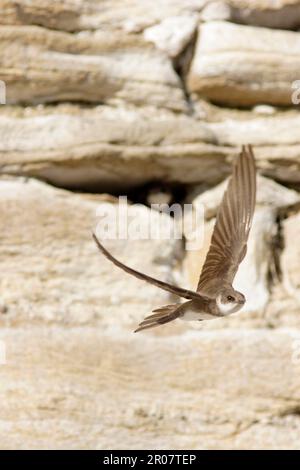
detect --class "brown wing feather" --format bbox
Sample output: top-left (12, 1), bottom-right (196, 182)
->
top-left (92, 233), bottom-right (206, 301)
top-left (197, 145), bottom-right (256, 297)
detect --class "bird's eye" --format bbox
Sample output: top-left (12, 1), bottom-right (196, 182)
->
top-left (227, 295), bottom-right (235, 302)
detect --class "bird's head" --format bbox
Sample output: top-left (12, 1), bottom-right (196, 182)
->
top-left (216, 288), bottom-right (245, 315)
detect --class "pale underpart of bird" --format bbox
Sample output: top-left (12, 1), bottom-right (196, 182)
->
top-left (93, 145), bottom-right (257, 333)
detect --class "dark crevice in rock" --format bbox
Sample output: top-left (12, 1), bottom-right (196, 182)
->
top-left (172, 29), bottom-right (198, 117)
top-left (126, 181), bottom-right (188, 210)
top-left (268, 213), bottom-right (284, 289)
top-left (278, 405), bottom-right (300, 418)
top-left (268, 199), bottom-right (300, 293)
top-left (70, 179), bottom-right (190, 213)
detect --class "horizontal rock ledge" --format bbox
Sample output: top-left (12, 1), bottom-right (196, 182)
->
top-left (229, 0), bottom-right (300, 30)
top-left (0, 25), bottom-right (186, 111)
top-left (188, 21), bottom-right (300, 107)
top-left (0, 0), bottom-right (204, 32)
top-left (1, 104), bottom-right (300, 190)
top-left (1, 1), bottom-right (300, 32)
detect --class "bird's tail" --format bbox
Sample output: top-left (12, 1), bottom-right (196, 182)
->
top-left (134, 304), bottom-right (181, 333)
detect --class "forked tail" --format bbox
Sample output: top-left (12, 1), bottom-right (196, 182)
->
top-left (134, 304), bottom-right (181, 333)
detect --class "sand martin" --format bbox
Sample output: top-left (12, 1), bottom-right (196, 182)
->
top-left (93, 145), bottom-right (256, 332)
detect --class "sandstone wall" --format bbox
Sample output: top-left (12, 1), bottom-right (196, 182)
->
top-left (0, 0), bottom-right (300, 450)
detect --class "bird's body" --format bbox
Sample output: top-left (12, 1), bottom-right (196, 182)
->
top-left (180, 301), bottom-right (215, 321)
top-left (180, 293), bottom-right (244, 321)
top-left (93, 145), bottom-right (257, 333)
top-left (141, 289), bottom-right (246, 331)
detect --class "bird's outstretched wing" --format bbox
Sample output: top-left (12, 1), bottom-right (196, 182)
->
top-left (197, 145), bottom-right (256, 298)
top-left (93, 233), bottom-right (206, 301)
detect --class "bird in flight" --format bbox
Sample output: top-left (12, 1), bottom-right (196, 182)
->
top-left (93, 145), bottom-right (256, 333)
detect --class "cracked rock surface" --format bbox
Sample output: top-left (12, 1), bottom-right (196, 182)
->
top-left (0, 0), bottom-right (300, 450)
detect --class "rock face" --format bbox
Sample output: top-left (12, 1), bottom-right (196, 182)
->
top-left (0, 26), bottom-right (186, 110)
top-left (0, 327), bottom-right (300, 450)
top-left (230, 0), bottom-right (300, 30)
top-left (0, 177), bottom-right (300, 450)
top-left (2, 1), bottom-right (300, 31)
top-left (1, 104), bottom-right (300, 190)
top-left (188, 21), bottom-right (300, 106)
top-left (0, 0), bottom-right (206, 32)
top-left (282, 211), bottom-right (300, 298)
top-left (143, 16), bottom-right (198, 58)
top-left (0, 177), bottom-right (179, 328)
top-left (0, 0), bottom-right (300, 451)
top-left (265, 208), bottom-right (300, 329)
